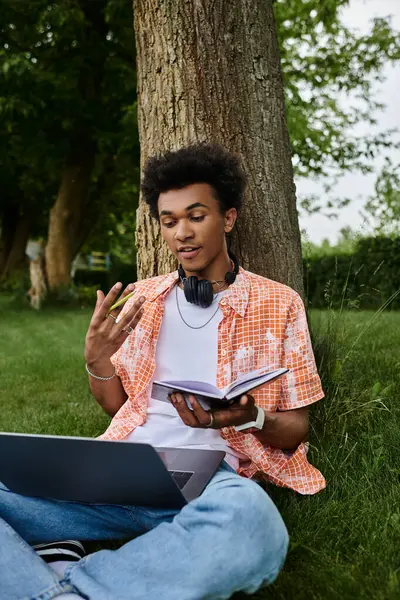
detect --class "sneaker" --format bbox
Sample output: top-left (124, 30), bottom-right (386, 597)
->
top-left (33, 540), bottom-right (86, 564)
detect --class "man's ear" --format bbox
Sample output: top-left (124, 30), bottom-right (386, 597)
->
top-left (224, 208), bottom-right (237, 233)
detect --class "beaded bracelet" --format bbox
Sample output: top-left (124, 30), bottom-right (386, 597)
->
top-left (85, 363), bottom-right (116, 381)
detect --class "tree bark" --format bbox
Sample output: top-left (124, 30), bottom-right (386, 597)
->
top-left (45, 144), bottom-right (96, 289)
top-left (27, 240), bottom-right (47, 310)
top-left (69, 155), bottom-right (117, 261)
top-left (133, 0), bottom-right (304, 297)
top-left (0, 204), bottom-right (31, 279)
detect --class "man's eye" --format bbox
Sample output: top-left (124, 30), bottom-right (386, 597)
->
top-left (163, 221), bottom-right (176, 228)
top-left (190, 216), bottom-right (205, 222)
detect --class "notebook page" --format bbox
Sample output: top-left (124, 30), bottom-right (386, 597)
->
top-left (225, 368), bottom-right (289, 400)
top-left (223, 367), bottom-right (279, 395)
top-left (152, 380), bottom-right (223, 399)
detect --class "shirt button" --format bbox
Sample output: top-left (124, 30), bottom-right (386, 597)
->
top-left (222, 349), bottom-right (227, 356)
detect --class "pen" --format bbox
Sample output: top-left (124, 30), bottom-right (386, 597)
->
top-left (109, 290), bottom-right (136, 313)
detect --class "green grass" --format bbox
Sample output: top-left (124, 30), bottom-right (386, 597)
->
top-left (0, 295), bottom-right (399, 600)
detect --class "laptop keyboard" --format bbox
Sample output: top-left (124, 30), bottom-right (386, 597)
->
top-left (168, 470), bottom-right (194, 490)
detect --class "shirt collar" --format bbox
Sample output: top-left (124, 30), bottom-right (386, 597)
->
top-left (220, 267), bottom-right (250, 317)
top-left (146, 267), bottom-right (250, 317)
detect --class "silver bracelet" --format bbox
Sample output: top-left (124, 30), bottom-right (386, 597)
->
top-left (85, 363), bottom-right (116, 381)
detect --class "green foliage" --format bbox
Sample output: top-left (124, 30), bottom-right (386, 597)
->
top-left (0, 0), bottom-right (139, 251)
top-left (75, 285), bottom-right (99, 307)
top-left (73, 268), bottom-right (112, 292)
top-left (275, 0), bottom-right (400, 181)
top-left (302, 226), bottom-right (361, 257)
top-left (44, 284), bottom-right (99, 309)
top-left (361, 158), bottom-right (400, 236)
top-left (303, 235), bottom-right (400, 310)
top-left (275, 0), bottom-right (400, 220)
top-left (74, 256), bottom-right (136, 292)
top-left (0, 268), bottom-right (31, 314)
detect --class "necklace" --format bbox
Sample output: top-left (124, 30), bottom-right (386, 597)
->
top-left (175, 285), bottom-right (222, 329)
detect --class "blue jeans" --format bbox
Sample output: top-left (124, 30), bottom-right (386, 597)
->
top-left (0, 463), bottom-right (289, 600)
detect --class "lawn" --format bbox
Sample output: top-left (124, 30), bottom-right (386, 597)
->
top-left (0, 295), bottom-right (399, 600)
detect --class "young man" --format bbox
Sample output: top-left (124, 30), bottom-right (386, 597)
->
top-left (0, 144), bottom-right (325, 600)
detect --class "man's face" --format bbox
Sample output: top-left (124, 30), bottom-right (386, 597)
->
top-left (157, 183), bottom-right (236, 275)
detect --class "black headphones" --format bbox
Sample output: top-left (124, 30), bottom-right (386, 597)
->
top-left (178, 251), bottom-right (240, 308)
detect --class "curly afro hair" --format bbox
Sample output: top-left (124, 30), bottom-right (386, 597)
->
top-left (141, 143), bottom-right (246, 220)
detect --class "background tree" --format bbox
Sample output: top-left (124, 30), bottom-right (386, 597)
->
top-left (0, 5), bottom-right (61, 280)
top-left (133, 0), bottom-right (400, 291)
top-left (276, 0), bottom-right (400, 176)
top-left (133, 0), bottom-right (305, 296)
top-left (0, 0), bottom-right (138, 291)
top-left (275, 0), bottom-right (400, 217)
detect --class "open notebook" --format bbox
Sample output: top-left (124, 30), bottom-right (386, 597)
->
top-left (151, 367), bottom-right (289, 409)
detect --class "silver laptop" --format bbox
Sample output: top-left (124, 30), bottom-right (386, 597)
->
top-left (0, 432), bottom-right (225, 509)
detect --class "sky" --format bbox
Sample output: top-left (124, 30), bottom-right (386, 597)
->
top-left (297, 0), bottom-right (400, 244)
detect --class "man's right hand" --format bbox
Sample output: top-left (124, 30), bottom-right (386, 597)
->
top-left (84, 282), bottom-right (146, 372)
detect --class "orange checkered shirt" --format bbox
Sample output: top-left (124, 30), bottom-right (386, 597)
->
top-left (101, 267), bottom-right (326, 495)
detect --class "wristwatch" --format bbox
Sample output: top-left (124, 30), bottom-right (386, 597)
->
top-left (234, 406), bottom-right (265, 432)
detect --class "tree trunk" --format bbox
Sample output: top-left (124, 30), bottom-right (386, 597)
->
top-left (69, 155), bottom-right (117, 261)
top-left (45, 146), bottom-right (96, 289)
top-left (27, 240), bottom-right (47, 310)
top-left (45, 0), bottom-right (107, 291)
top-left (133, 0), bottom-right (304, 297)
top-left (0, 204), bottom-right (31, 279)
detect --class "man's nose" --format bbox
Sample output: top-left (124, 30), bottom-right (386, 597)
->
top-left (174, 220), bottom-right (195, 240)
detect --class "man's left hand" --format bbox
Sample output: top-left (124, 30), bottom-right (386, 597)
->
top-left (169, 392), bottom-right (258, 429)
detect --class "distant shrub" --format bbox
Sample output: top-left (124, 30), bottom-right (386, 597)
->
top-left (304, 236), bottom-right (400, 310)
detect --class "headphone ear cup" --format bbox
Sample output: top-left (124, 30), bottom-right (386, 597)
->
top-left (198, 279), bottom-right (214, 308)
top-left (183, 276), bottom-right (191, 303)
top-left (184, 276), bottom-right (198, 305)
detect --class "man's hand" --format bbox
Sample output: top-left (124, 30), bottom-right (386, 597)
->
top-left (169, 392), bottom-right (257, 429)
top-left (170, 392), bottom-right (310, 449)
top-left (84, 282), bottom-right (146, 371)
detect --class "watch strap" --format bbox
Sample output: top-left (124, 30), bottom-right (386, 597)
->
top-left (234, 406), bottom-right (265, 432)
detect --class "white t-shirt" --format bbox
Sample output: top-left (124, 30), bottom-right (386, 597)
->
top-left (125, 285), bottom-right (246, 470)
